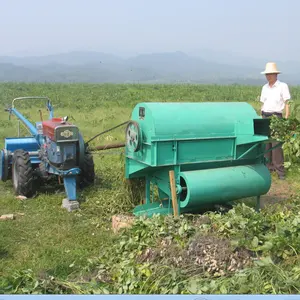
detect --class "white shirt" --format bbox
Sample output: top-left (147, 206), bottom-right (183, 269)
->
top-left (260, 80), bottom-right (291, 113)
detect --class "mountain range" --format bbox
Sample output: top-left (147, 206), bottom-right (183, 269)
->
top-left (0, 50), bottom-right (299, 85)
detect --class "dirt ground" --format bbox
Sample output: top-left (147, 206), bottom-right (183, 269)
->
top-left (260, 177), bottom-right (295, 208)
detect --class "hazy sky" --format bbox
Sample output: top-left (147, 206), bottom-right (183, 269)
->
top-left (0, 0), bottom-right (298, 60)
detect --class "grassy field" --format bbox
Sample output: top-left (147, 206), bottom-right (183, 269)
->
top-left (1, 82), bottom-right (300, 294)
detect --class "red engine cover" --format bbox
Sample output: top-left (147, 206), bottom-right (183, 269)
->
top-left (42, 118), bottom-right (72, 140)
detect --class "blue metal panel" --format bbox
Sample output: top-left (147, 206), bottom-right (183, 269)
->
top-left (5, 137), bottom-right (40, 152)
top-left (47, 140), bottom-right (77, 165)
top-left (63, 176), bottom-right (77, 200)
top-left (48, 165), bottom-right (81, 176)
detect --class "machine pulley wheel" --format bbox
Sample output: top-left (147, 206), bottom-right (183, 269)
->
top-left (125, 121), bottom-right (142, 152)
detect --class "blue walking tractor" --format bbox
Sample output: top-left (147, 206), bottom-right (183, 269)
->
top-left (0, 96), bottom-right (95, 211)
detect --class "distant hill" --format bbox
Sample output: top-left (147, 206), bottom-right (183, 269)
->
top-left (0, 50), bottom-right (298, 85)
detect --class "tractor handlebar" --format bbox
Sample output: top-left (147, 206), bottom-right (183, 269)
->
top-left (6, 96), bottom-right (54, 122)
top-left (12, 96), bottom-right (53, 109)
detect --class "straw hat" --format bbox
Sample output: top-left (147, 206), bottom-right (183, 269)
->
top-left (261, 62), bottom-right (281, 74)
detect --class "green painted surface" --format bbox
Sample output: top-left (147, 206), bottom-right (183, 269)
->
top-left (125, 102), bottom-right (272, 217)
top-left (131, 102), bottom-right (257, 139)
top-left (179, 164), bottom-right (271, 211)
top-left (125, 102), bottom-right (269, 173)
top-left (133, 201), bottom-right (173, 217)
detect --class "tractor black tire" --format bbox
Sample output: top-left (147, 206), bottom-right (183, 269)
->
top-left (79, 152), bottom-right (95, 187)
top-left (12, 149), bottom-right (34, 197)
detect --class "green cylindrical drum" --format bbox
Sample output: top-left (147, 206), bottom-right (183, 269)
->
top-left (179, 164), bottom-right (271, 210)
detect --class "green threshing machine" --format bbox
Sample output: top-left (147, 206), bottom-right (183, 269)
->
top-left (125, 102), bottom-right (273, 217)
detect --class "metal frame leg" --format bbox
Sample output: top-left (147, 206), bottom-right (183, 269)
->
top-left (256, 195), bottom-right (261, 212)
top-left (61, 175), bottom-right (80, 212)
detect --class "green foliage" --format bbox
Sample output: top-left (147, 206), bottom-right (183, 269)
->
top-left (4, 199), bottom-right (300, 294)
top-left (78, 200), bottom-right (300, 294)
top-left (269, 103), bottom-right (300, 167)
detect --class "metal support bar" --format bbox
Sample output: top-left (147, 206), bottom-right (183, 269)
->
top-left (256, 196), bottom-right (261, 212)
top-left (48, 166), bottom-right (81, 177)
top-left (256, 142), bottom-right (283, 158)
top-left (11, 96), bottom-right (54, 119)
top-left (10, 108), bottom-right (38, 136)
top-left (63, 175), bottom-right (77, 201)
top-left (237, 143), bottom-right (260, 160)
top-left (169, 170), bottom-right (179, 217)
top-left (7, 97), bottom-right (54, 136)
top-left (28, 151), bottom-right (39, 156)
top-left (17, 120), bottom-right (20, 137)
top-left (10, 151), bottom-right (39, 156)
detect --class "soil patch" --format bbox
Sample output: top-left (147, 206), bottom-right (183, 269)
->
top-left (138, 234), bottom-right (253, 277)
top-left (260, 179), bottom-right (294, 208)
top-left (184, 235), bottom-right (253, 276)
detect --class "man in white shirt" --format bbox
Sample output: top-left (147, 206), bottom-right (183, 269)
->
top-left (260, 62), bottom-right (291, 180)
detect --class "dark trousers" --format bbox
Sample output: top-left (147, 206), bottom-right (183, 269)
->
top-left (262, 111), bottom-right (285, 177)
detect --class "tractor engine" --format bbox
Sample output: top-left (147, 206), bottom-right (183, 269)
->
top-left (40, 118), bottom-right (80, 170)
